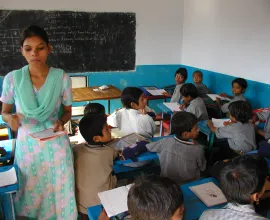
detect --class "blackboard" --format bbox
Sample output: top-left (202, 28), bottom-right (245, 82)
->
top-left (0, 10), bottom-right (136, 75)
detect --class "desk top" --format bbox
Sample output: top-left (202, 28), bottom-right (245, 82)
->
top-left (72, 85), bottom-right (122, 102)
top-left (87, 177), bottom-right (225, 220)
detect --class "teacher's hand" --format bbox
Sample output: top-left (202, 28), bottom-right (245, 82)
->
top-left (53, 120), bottom-right (64, 132)
top-left (8, 113), bottom-right (23, 132)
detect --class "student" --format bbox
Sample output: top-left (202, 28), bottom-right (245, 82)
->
top-left (163, 67), bottom-right (188, 103)
top-left (179, 83), bottom-right (209, 121)
top-left (73, 113), bottom-right (118, 218)
top-left (111, 87), bottom-right (156, 138)
top-left (207, 101), bottom-right (256, 161)
top-left (76, 103), bottom-right (106, 144)
top-left (218, 78), bottom-right (247, 113)
top-left (99, 176), bottom-right (185, 220)
top-left (193, 70), bottom-right (210, 97)
top-left (200, 154), bottom-right (270, 220)
top-left (252, 109), bottom-right (270, 141)
top-left (123, 112), bottom-right (206, 184)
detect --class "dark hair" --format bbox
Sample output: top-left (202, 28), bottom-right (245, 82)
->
top-left (232, 78), bottom-right (248, 91)
top-left (175, 68), bottom-right (188, 80)
top-left (192, 70), bottom-right (203, 78)
top-left (128, 176), bottom-right (184, 220)
top-left (228, 101), bottom-right (252, 123)
top-left (121, 87), bottom-right (143, 109)
top-left (20, 25), bottom-right (49, 46)
top-left (84, 103), bottom-right (105, 115)
top-left (79, 114), bottom-right (107, 145)
top-left (220, 154), bottom-right (268, 205)
top-left (171, 112), bottom-right (198, 139)
top-left (180, 83), bottom-right (198, 99)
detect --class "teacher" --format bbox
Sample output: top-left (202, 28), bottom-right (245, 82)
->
top-left (1, 25), bottom-right (77, 219)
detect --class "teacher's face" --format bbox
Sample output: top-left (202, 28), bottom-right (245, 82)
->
top-left (21, 36), bottom-right (52, 67)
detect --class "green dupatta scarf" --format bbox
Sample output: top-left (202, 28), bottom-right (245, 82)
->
top-left (13, 65), bottom-right (64, 122)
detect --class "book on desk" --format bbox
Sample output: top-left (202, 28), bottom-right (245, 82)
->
top-left (0, 165), bottom-right (19, 194)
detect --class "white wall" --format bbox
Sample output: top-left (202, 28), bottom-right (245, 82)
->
top-left (0, 0), bottom-right (184, 65)
top-left (182, 0), bottom-right (270, 84)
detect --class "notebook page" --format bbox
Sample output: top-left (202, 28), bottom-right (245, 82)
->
top-left (98, 186), bottom-right (129, 217)
top-left (207, 94), bottom-right (231, 102)
top-left (29, 128), bottom-right (65, 140)
top-left (189, 182), bottom-right (227, 207)
top-left (163, 102), bottom-right (181, 112)
top-left (121, 133), bottom-right (147, 145)
top-left (212, 118), bottom-right (230, 128)
top-left (0, 167), bottom-right (17, 187)
top-left (146, 89), bottom-right (167, 96)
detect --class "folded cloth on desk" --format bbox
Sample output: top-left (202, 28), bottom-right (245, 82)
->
top-left (121, 140), bottom-right (149, 161)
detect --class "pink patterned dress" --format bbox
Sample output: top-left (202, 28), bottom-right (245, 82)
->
top-left (1, 69), bottom-right (78, 219)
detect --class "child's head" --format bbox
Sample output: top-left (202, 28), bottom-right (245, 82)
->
top-left (121, 87), bottom-right (147, 110)
top-left (192, 70), bottom-right (203, 84)
top-left (220, 154), bottom-right (269, 205)
top-left (180, 83), bottom-right (199, 104)
top-left (174, 68), bottom-right (188, 85)
top-left (228, 101), bottom-right (252, 123)
top-left (171, 112), bottom-right (199, 140)
top-left (232, 78), bottom-right (248, 96)
top-left (79, 114), bottom-right (112, 145)
top-left (128, 176), bottom-right (184, 220)
top-left (84, 103), bottom-right (106, 115)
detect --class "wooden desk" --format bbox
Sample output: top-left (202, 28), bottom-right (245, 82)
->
top-left (72, 85), bottom-right (122, 114)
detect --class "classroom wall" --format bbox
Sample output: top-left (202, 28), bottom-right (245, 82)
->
top-left (181, 0), bottom-right (270, 84)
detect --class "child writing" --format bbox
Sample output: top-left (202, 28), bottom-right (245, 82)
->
top-left (218, 78), bottom-right (248, 114)
top-left (163, 67), bottom-right (188, 103)
top-left (108, 87), bottom-right (156, 138)
top-left (122, 112), bottom-right (206, 184)
top-left (207, 101), bottom-right (256, 161)
top-left (193, 70), bottom-right (211, 98)
top-left (98, 176), bottom-right (185, 220)
top-left (179, 83), bottom-right (209, 121)
top-left (200, 154), bottom-right (270, 220)
top-left (73, 113), bottom-right (118, 218)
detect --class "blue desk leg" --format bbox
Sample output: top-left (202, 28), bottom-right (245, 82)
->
top-left (2, 193), bottom-right (15, 220)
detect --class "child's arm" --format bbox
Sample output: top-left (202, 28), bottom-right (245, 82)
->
top-left (162, 91), bottom-right (172, 97)
top-left (207, 120), bottom-right (217, 133)
top-left (197, 147), bottom-right (207, 171)
top-left (219, 93), bottom-right (233, 99)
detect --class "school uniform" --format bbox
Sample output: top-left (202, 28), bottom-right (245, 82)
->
top-left (215, 122), bottom-right (256, 153)
top-left (200, 203), bottom-right (268, 220)
top-left (171, 83), bottom-right (184, 102)
top-left (186, 97), bottom-right (209, 121)
top-left (221, 94), bottom-right (246, 113)
top-left (195, 83), bottom-right (210, 97)
top-left (73, 143), bottom-right (118, 214)
top-left (256, 111), bottom-right (270, 139)
top-left (146, 137), bottom-right (206, 184)
top-left (115, 108), bottom-right (156, 138)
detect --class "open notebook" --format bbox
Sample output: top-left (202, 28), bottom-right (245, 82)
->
top-left (105, 133), bottom-right (149, 151)
top-left (146, 89), bottom-right (167, 96)
top-left (0, 167), bottom-right (17, 187)
top-left (212, 118), bottom-right (230, 128)
top-left (163, 102), bottom-right (181, 112)
top-left (207, 94), bottom-right (231, 102)
top-left (189, 182), bottom-right (227, 207)
top-left (98, 184), bottom-right (133, 217)
top-left (29, 128), bottom-right (66, 141)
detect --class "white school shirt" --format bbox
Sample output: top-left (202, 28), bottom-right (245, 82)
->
top-left (115, 108), bottom-right (156, 138)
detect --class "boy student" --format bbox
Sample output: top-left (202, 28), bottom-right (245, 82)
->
top-left (200, 154), bottom-right (270, 220)
top-left (218, 78), bottom-right (248, 113)
top-left (98, 176), bottom-right (185, 220)
top-left (122, 112), bottom-right (206, 184)
top-left (252, 109), bottom-right (270, 142)
top-left (207, 101), bottom-right (256, 161)
top-left (179, 83), bottom-right (209, 121)
top-left (193, 70), bottom-right (211, 97)
top-left (110, 87), bottom-right (156, 138)
top-left (73, 113), bottom-right (118, 218)
top-left (163, 67), bottom-right (188, 103)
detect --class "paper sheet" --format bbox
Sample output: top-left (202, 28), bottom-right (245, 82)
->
top-left (98, 184), bottom-right (133, 217)
top-left (163, 102), bottom-right (181, 112)
top-left (146, 89), bottom-right (167, 96)
top-left (212, 118), bottom-right (230, 128)
top-left (29, 128), bottom-right (65, 140)
top-left (0, 167), bottom-right (17, 187)
top-left (207, 94), bottom-right (231, 102)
